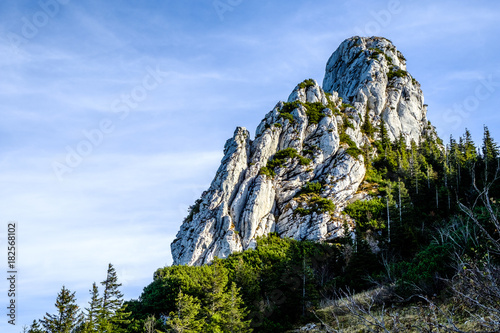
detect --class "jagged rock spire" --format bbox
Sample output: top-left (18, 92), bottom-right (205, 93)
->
top-left (171, 36), bottom-right (432, 266)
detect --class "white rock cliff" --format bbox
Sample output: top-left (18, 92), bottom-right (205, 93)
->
top-left (171, 36), bottom-right (433, 266)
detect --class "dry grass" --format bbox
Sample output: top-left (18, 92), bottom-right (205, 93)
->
top-left (287, 287), bottom-right (488, 332)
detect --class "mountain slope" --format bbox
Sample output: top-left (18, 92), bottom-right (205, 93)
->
top-left (171, 36), bottom-right (436, 266)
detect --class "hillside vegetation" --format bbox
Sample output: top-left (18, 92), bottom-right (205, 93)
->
top-left (26, 126), bottom-right (500, 332)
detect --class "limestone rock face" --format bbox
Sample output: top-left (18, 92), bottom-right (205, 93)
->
top-left (323, 36), bottom-right (429, 143)
top-left (171, 36), bottom-right (432, 266)
top-left (171, 127), bottom-right (250, 266)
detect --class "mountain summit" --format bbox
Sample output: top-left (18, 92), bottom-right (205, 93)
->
top-left (171, 36), bottom-right (436, 266)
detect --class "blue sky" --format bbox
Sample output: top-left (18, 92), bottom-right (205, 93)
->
top-left (0, 0), bottom-right (499, 330)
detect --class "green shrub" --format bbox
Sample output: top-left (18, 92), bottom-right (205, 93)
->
top-left (340, 133), bottom-right (356, 148)
top-left (262, 148), bottom-right (311, 178)
top-left (274, 147), bottom-right (299, 159)
top-left (397, 51), bottom-right (406, 61)
top-left (345, 147), bottom-right (363, 159)
top-left (343, 118), bottom-right (355, 130)
top-left (303, 144), bottom-right (320, 156)
top-left (295, 207), bottom-right (311, 216)
top-left (299, 156), bottom-right (311, 165)
top-left (295, 195), bottom-right (335, 216)
top-left (339, 131), bottom-right (362, 160)
top-left (298, 78), bottom-right (315, 89)
top-left (325, 93), bottom-right (339, 113)
top-left (303, 102), bottom-right (326, 124)
top-left (302, 149), bottom-right (314, 155)
top-left (266, 148), bottom-right (300, 170)
top-left (259, 166), bottom-right (275, 178)
top-left (368, 47), bottom-right (384, 61)
top-left (369, 47), bottom-right (384, 55)
top-left (273, 123), bottom-right (282, 128)
top-left (281, 101), bottom-right (301, 114)
top-left (297, 182), bottom-right (322, 196)
top-left (267, 158), bottom-right (286, 169)
top-left (184, 199), bottom-right (202, 223)
top-left (344, 198), bottom-right (385, 230)
top-left (391, 243), bottom-right (452, 296)
top-left (310, 197), bottom-right (336, 213)
top-left (280, 112), bottom-right (294, 123)
top-left (279, 101), bottom-right (301, 123)
top-left (340, 103), bottom-right (354, 111)
top-left (387, 67), bottom-right (408, 80)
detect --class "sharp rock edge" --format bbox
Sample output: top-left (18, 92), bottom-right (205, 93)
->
top-left (171, 36), bottom-right (436, 266)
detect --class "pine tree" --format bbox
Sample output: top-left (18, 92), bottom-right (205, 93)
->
top-left (449, 135), bottom-right (462, 191)
top-left (98, 263), bottom-right (130, 332)
top-left (395, 133), bottom-right (409, 172)
top-left (391, 181), bottom-right (416, 257)
top-left (302, 251), bottom-right (306, 317)
top-left (387, 183), bottom-right (391, 243)
top-left (409, 140), bottom-right (420, 194)
top-left (27, 320), bottom-right (44, 333)
top-left (482, 125), bottom-right (499, 161)
top-left (379, 119), bottom-right (391, 151)
top-left (220, 282), bottom-right (252, 333)
top-left (83, 282), bottom-right (101, 332)
top-left (167, 291), bottom-right (203, 333)
top-left (361, 106), bottom-right (375, 137)
top-left (461, 129), bottom-right (477, 167)
top-left (40, 286), bottom-right (81, 333)
top-left (203, 263), bottom-right (229, 331)
top-left (101, 264), bottom-right (123, 317)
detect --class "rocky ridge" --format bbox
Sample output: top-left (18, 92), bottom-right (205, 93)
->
top-left (171, 36), bottom-right (435, 266)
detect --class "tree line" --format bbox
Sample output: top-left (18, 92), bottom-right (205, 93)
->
top-left (25, 125), bottom-right (500, 332)
top-left (25, 264), bottom-right (130, 333)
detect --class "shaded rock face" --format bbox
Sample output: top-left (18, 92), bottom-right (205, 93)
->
top-left (171, 36), bottom-right (432, 266)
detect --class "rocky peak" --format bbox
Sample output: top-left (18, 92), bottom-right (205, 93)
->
top-left (171, 37), bottom-right (432, 266)
top-left (323, 36), bottom-right (428, 143)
